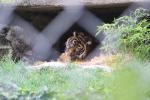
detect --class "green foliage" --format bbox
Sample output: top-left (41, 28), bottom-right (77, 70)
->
top-left (0, 58), bottom-right (107, 99)
top-left (0, 0), bottom-right (13, 3)
top-left (97, 8), bottom-right (150, 60)
top-left (105, 58), bottom-right (150, 100)
top-left (121, 20), bottom-right (150, 59)
top-left (0, 55), bottom-right (150, 100)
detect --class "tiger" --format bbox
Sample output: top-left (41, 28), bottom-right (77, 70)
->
top-left (59, 32), bottom-right (92, 62)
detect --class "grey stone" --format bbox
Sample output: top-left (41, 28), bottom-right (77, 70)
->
top-left (0, 0), bottom-right (149, 11)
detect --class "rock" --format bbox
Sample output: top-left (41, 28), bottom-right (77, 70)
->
top-left (27, 61), bottom-right (112, 72)
top-left (0, 25), bottom-right (33, 63)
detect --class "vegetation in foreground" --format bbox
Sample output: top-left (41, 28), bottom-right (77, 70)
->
top-left (0, 56), bottom-right (107, 100)
top-left (0, 55), bottom-right (150, 100)
top-left (97, 8), bottom-right (150, 60)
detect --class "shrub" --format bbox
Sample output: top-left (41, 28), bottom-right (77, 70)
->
top-left (96, 8), bottom-right (150, 60)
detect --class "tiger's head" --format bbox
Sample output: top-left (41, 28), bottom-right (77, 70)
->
top-left (65, 31), bottom-right (92, 60)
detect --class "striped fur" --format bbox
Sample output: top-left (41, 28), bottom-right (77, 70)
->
top-left (65, 32), bottom-right (92, 60)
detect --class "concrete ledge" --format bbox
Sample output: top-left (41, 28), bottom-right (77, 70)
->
top-left (0, 0), bottom-right (149, 11)
top-left (0, 0), bottom-right (149, 6)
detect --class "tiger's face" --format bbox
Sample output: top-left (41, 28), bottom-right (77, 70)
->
top-left (65, 32), bottom-right (92, 60)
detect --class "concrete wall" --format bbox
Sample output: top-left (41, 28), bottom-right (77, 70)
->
top-left (0, 0), bottom-right (150, 11)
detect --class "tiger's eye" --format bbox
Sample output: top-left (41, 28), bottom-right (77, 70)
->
top-left (73, 40), bottom-right (78, 45)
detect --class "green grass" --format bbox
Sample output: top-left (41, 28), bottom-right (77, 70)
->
top-left (0, 0), bottom-right (14, 3)
top-left (105, 57), bottom-right (150, 100)
top-left (0, 57), bottom-right (108, 99)
top-left (0, 56), bottom-right (150, 100)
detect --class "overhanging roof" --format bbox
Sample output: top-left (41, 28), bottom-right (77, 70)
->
top-left (0, 0), bottom-right (149, 11)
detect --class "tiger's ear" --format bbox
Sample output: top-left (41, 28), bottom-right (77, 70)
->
top-left (79, 32), bottom-right (85, 36)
